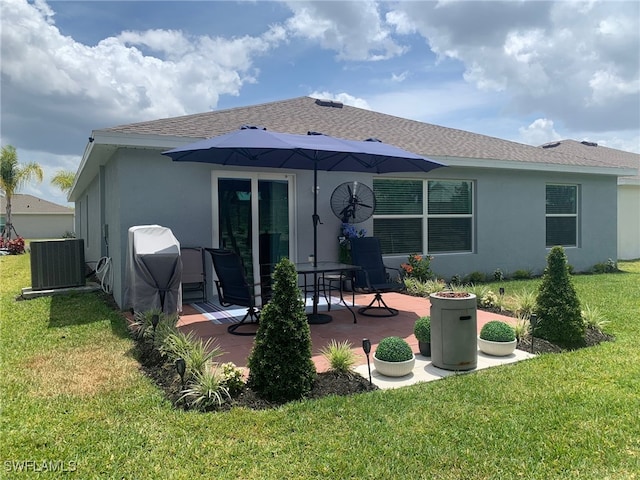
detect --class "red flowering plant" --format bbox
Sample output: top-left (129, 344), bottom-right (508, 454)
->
top-left (401, 253), bottom-right (434, 282)
top-left (0, 236), bottom-right (26, 255)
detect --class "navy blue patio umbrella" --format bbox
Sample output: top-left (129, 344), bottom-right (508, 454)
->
top-left (162, 126), bottom-right (446, 321)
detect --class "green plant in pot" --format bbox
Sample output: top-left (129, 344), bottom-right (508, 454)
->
top-left (414, 316), bottom-right (431, 357)
top-left (478, 320), bottom-right (517, 356)
top-left (373, 336), bottom-right (415, 377)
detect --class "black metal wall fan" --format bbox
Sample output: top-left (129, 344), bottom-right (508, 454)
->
top-left (330, 181), bottom-right (376, 223)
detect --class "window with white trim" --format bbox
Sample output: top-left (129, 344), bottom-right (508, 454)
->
top-left (373, 179), bottom-right (423, 254)
top-left (373, 179), bottom-right (474, 255)
top-left (427, 180), bottom-right (473, 253)
top-left (546, 184), bottom-right (578, 247)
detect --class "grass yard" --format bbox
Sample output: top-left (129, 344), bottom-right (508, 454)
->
top-left (1, 253), bottom-right (639, 479)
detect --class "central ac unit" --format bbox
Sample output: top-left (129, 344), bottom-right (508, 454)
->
top-left (30, 239), bottom-right (86, 290)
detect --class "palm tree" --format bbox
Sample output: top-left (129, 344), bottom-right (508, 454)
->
top-left (1, 145), bottom-right (44, 239)
top-left (51, 170), bottom-right (76, 194)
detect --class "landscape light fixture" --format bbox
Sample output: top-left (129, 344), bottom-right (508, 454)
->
top-left (175, 358), bottom-right (186, 388)
top-left (151, 313), bottom-right (160, 332)
top-left (362, 338), bottom-right (372, 385)
top-left (499, 287), bottom-right (505, 296)
top-left (529, 314), bottom-right (538, 354)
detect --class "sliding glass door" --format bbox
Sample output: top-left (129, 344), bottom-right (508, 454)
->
top-left (214, 173), bottom-right (292, 296)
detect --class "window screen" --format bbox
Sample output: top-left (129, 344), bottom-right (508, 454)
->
top-left (546, 184), bottom-right (578, 247)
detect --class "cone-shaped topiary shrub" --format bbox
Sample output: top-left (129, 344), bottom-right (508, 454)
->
top-left (374, 336), bottom-right (414, 362)
top-left (535, 246), bottom-right (585, 349)
top-left (479, 320), bottom-right (516, 342)
top-left (247, 258), bottom-right (316, 402)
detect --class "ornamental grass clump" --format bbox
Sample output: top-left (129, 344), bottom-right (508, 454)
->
top-left (404, 278), bottom-right (446, 297)
top-left (131, 309), bottom-right (178, 342)
top-left (179, 364), bottom-right (230, 411)
top-left (479, 321), bottom-right (516, 342)
top-left (172, 334), bottom-right (223, 379)
top-left (374, 336), bottom-right (414, 362)
top-left (536, 246), bottom-right (585, 349)
top-left (513, 315), bottom-right (529, 341)
top-left (320, 340), bottom-right (357, 375)
top-left (581, 304), bottom-right (610, 331)
top-left (511, 290), bottom-right (537, 318)
top-left (247, 258), bottom-right (316, 403)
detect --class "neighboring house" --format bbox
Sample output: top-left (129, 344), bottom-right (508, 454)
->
top-left (0, 194), bottom-right (75, 239)
top-left (539, 140), bottom-right (640, 260)
top-left (69, 96), bottom-right (637, 309)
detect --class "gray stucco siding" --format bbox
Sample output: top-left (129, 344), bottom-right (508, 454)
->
top-left (73, 146), bottom-right (620, 308)
top-left (380, 168), bottom-right (618, 280)
top-left (108, 150), bottom-right (214, 306)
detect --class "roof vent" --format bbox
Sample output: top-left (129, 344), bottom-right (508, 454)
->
top-left (581, 141), bottom-right (598, 147)
top-left (315, 99), bottom-right (343, 108)
top-left (542, 142), bottom-right (561, 149)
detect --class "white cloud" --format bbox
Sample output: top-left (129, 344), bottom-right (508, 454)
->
top-left (0, 0), bottom-right (289, 204)
top-left (518, 118), bottom-right (562, 146)
top-left (387, 0), bottom-right (640, 133)
top-left (1, 0), bottom-right (286, 155)
top-left (589, 69), bottom-right (638, 105)
top-left (390, 71), bottom-right (409, 83)
top-left (284, 0), bottom-right (407, 61)
top-left (367, 81), bottom-right (500, 125)
top-left (385, 9), bottom-right (416, 36)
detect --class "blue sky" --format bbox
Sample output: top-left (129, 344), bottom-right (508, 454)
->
top-left (1, 0), bottom-right (639, 206)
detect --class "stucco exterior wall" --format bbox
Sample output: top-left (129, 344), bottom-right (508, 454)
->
top-left (109, 149), bottom-right (214, 307)
top-left (380, 167), bottom-right (618, 280)
top-left (81, 175), bottom-right (103, 265)
top-left (618, 184), bottom-right (640, 260)
top-left (74, 147), bottom-right (621, 308)
top-left (9, 213), bottom-right (74, 239)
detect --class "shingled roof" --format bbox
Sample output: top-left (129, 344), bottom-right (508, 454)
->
top-left (540, 139), bottom-right (639, 180)
top-left (98, 96), bottom-right (628, 171)
top-left (0, 194), bottom-right (74, 214)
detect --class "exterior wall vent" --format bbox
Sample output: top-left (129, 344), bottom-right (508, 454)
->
top-left (314, 99), bottom-right (343, 108)
top-left (30, 239), bottom-right (86, 290)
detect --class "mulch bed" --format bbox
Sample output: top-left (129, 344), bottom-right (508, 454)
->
top-left (136, 339), bottom-right (379, 411)
top-left (517, 326), bottom-right (614, 354)
top-left (125, 294), bottom-right (613, 412)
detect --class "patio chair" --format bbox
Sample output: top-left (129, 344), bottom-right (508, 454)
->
top-left (349, 237), bottom-right (406, 317)
top-left (180, 247), bottom-right (206, 303)
top-left (205, 248), bottom-right (266, 336)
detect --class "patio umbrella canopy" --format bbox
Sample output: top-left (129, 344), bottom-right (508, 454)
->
top-left (162, 126), bottom-right (446, 322)
top-left (163, 126), bottom-right (446, 265)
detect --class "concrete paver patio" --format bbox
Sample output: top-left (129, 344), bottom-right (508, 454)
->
top-left (178, 292), bottom-right (535, 390)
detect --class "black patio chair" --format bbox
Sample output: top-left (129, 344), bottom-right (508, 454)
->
top-left (349, 237), bottom-right (406, 317)
top-left (205, 248), bottom-right (266, 336)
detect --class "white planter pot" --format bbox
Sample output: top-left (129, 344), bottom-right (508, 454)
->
top-left (373, 355), bottom-right (415, 377)
top-left (478, 337), bottom-right (517, 356)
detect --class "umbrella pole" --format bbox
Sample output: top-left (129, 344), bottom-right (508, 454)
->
top-left (313, 163), bottom-right (318, 268)
top-left (308, 162), bottom-right (331, 325)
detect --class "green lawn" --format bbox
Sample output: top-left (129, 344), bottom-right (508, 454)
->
top-left (1, 254), bottom-right (639, 479)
